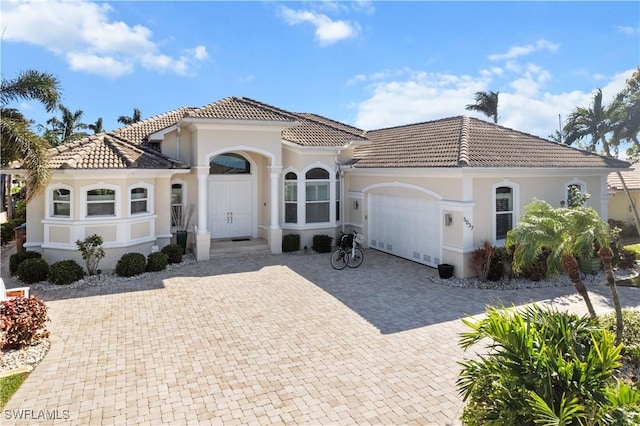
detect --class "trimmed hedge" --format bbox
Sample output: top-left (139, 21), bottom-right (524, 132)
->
top-left (146, 252), bottom-right (169, 272)
top-left (115, 252), bottom-right (146, 277)
top-left (161, 244), bottom-right (183, 264)
top-left (48, 259), bottom-right (85, 285)
top-left (16, 258), bottom-right (48, 284)
top-left (10, 251), bottom-right (42, 276)
top-left (312, 235), bottom-right (333, 253)
top-left (282, 234), bottom-right (300, 252)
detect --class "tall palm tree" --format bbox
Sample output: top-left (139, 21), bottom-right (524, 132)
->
top-left (47, 104), bottom-right (87, 145)
top-left (1, 70), bottom-right (61, 206)
top-left (117, 108), bottom-right (142, 126)
top-left (465, 91), bottom-right (499, 123)
top-left (88, 117), bottom-right (104, 134)
top-left (507, 200), bottom-right (624, 343)
top-left (563, 89), bottom-right (613, 155)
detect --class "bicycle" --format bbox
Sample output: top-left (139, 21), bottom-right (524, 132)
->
top-left (330, 230), bottom-right (365, 270)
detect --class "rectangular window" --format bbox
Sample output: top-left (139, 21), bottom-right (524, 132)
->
top-left (87, 189), bottom-right (115, 216)
top-left (171, 184), bottom-right (183, 226)
top-left (53, 189), bottom-right (70, 217)
top-left (335, 179), bottom-right (340, 221)
top-left (131, 188), bottom-right (148, 214)
top-left (285, 181), bottom-right (297, 223)
top-left (496, 187), bottom-right (513, 240)
top-left (306, 182), bottom-right (329, 223)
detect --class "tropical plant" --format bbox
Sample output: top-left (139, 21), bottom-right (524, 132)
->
top-left (117, 108), bottom-right (142, 126)
top-left (88, 117), bottom-right (104, 134)
top-left (1, 70), bottom-right (61, 206)
top-left (76, 234), bottom-right (105, 276)
top-left (0, 295), bottom-right (50, 350)
top-left (465, 91), bottom-right (499, 123)
top-left (458, 305), bottom-right (640, 425)
top-left (507, 199), bottom-right (625, 343)
top-left (45, 104), bottom-right (88, 145)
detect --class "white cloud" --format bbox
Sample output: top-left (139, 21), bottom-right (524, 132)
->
top-left (1, 0), bottom-right (208, 78)
top-left (351, 63), bottom-right (636, 141)
top-left (488, 39), bottom-right (560, 61)
top-left (617, 26), bottom-right (637, 35)
top-left (280, 6), bottom-right (359, 46)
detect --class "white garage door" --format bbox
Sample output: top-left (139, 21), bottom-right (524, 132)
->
top-left (368, 194), bottom-right (440, 267)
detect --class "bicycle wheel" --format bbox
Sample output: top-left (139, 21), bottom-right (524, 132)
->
top-left (347, 247), bottom-right (364, 268)
top-left (330, 249), bottom-right (349, 270)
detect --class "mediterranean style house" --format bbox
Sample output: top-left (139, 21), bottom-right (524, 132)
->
top-left (608, 162), bottom-right (639, 230)
top-left (18, 97), bottom-right (630, 278)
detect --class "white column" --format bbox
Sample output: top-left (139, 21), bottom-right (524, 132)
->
top-left (268, 166), bottom-right (282, 229)
top-left (195, 166), bottom-right (209, 234)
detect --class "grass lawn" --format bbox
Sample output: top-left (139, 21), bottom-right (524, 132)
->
top-left (0, 372), bottom-right (28, 409)
top-left (626, 243), bottom-right (640, 257)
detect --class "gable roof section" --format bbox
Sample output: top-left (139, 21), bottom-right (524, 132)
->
top-left (608, 163), bottom-right (640, 191)
top-left (282, 113), bottom-right (368, 147)
top-left (47, 133), bottom-right (187, 169)
top-left (112, 107), bottom-right (195, 145)
top-left (186, 97), bottom-right (297, 122)
top-left (351, 116), bottom-right (630, 169)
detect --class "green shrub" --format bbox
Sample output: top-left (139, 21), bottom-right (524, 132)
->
top-left (520, 248), bottom-right (551, 282)
top-left (1, 219), bottom-right (23, 246)
top-left (0, 296), bottom-right (50, 350)
top-left (146, 252), bottom-right (168, 272)
top-left (115, 252), bottom-right (146, 277)
top-left (161, 244), bottom-right (183, 264)
top-left (312, 234), bottom-right (333, 253)
top-left (76, 234), bottom-right (105, 276)
top-left (8, 250), bottom-right (41, 275)
top-left (48, 259), bottom-right (85, 285)
top-left (458, 305), bottom-right (640, 425)
top-left (282, 234), bottom-right (300, 252)
top-left (16, 258), bottom-right (48, 284)
top-left (600, 309), bottom-right (640, 365)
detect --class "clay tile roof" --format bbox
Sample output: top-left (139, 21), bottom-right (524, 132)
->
top-left (47, 133), bottom-right (188, 170)
top-left (112, 107), bottom-right (194, 145)
top-left (351, 116), bottom-right (631, 169)
top-left (186, 97), bottom-right (298, 122)
top-left (282, 113), bottom-right (368, 147)
top-left (608, 163), bottom-right (640, 190)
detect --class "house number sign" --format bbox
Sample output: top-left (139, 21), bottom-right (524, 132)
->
top-left (463, 216), bottom-right (474, 230)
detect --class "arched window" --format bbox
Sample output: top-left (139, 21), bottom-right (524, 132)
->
top-left (284, 172), bottom-right (297, 223)
top-left (306, 168), bottom-right (330, 223)
top-left (495, 186), bottom-right (513, 241)
top-left (210, 153), bottom-right (251, 174)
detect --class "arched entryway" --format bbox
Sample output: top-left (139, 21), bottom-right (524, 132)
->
top-left (207, 152), bottom-right (255, 239)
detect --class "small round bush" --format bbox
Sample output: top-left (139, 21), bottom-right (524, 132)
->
top-left (146, 252), bottom-right (168, 272)
top-left (49, 259), bottom-right (85, 285)
top-left (161, 244), bottom-right (183, 264)
top-left (9, 251), bottom-right (42, 275)
top-left (16, 258), bottom-right (49, 284)
top-left (115, 252), bottom-right (147, 277)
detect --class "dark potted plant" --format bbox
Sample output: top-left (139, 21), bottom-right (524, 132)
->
top-left (171, 204), bottom-right (194, 253)
top-left (438, 263), bottom-right (454, 279)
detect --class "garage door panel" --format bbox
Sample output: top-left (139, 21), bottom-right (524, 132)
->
top-left (368, 194), bottom-right (440, 267)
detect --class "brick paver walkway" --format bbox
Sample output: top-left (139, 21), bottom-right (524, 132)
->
top-left (2, 248), bottom-right (639, 425)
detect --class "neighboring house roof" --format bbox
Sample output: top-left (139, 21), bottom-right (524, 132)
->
top-left (352, 116), bottom-right (631, 169)
top-left (47, 133), bottom-right (188, 169)
top-left (608, 163), bottom-right (640, 191)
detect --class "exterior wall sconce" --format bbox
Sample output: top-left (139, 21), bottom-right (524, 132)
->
top-left (560, 200), bottom-right (566, 207)
top-left (444, 213), bottom-right (453, 226)
top-left (353, 200), bottom-right (359, 210)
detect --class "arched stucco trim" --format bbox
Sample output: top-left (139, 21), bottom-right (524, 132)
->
top-left (46, 182), bottom-right (74, 220)
top-left (204, 145), bottom-right (277, 167)
top-left (361, 182), bottom-right (444, 200)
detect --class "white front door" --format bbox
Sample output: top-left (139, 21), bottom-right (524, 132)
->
top-left (208, 179), bottom-right (253, 239)
top-left (368, 193), bottom-right (440, 267)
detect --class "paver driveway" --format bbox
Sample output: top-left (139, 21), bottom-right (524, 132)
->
top-left (3, 249), bottom-right (640, 425)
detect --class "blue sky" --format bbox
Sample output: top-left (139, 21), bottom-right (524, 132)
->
top-left (2, 1), bottom-right (639, 154)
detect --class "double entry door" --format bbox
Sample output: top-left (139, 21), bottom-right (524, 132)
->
top-left (208, 177), bottom-right (253, 239)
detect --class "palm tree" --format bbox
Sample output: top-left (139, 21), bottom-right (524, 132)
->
top-left (47, 104), bottom-right (87, 145)
top-left (507, 200), bottom-right (624, 343)
top-left (117, 108), bottom-right (142, 126)
top-left (1, 70), bottom-right (61, 208)
top-left (563, 88), bottom-right (613, 155)
top-left (465, 91), bottom-right (499, 123)
top-left (88, 117), bottom-right (104, 134)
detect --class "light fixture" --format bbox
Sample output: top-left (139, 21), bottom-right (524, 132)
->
top-left (353, 200), bottom-right (359, 210)
top-left (444, 213), bottom-right (453, 226)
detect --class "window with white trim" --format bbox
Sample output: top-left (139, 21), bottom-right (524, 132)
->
top-left (284, 172), bottom-right (297, 223)
top-left (130, 187), bottom-right (148, 214)
top-left (335, 171), bottom-right (341, 221)
top-left (87, 188), bottom-right (116, 217)
top-left (305, 168), bottom-right (330, 223)
top-left (171, 183), bottom-right (184, 227)
top-left (52, 188), bottom-right (71, 217)
top-left (495, 186), bottom-right (513, 240)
